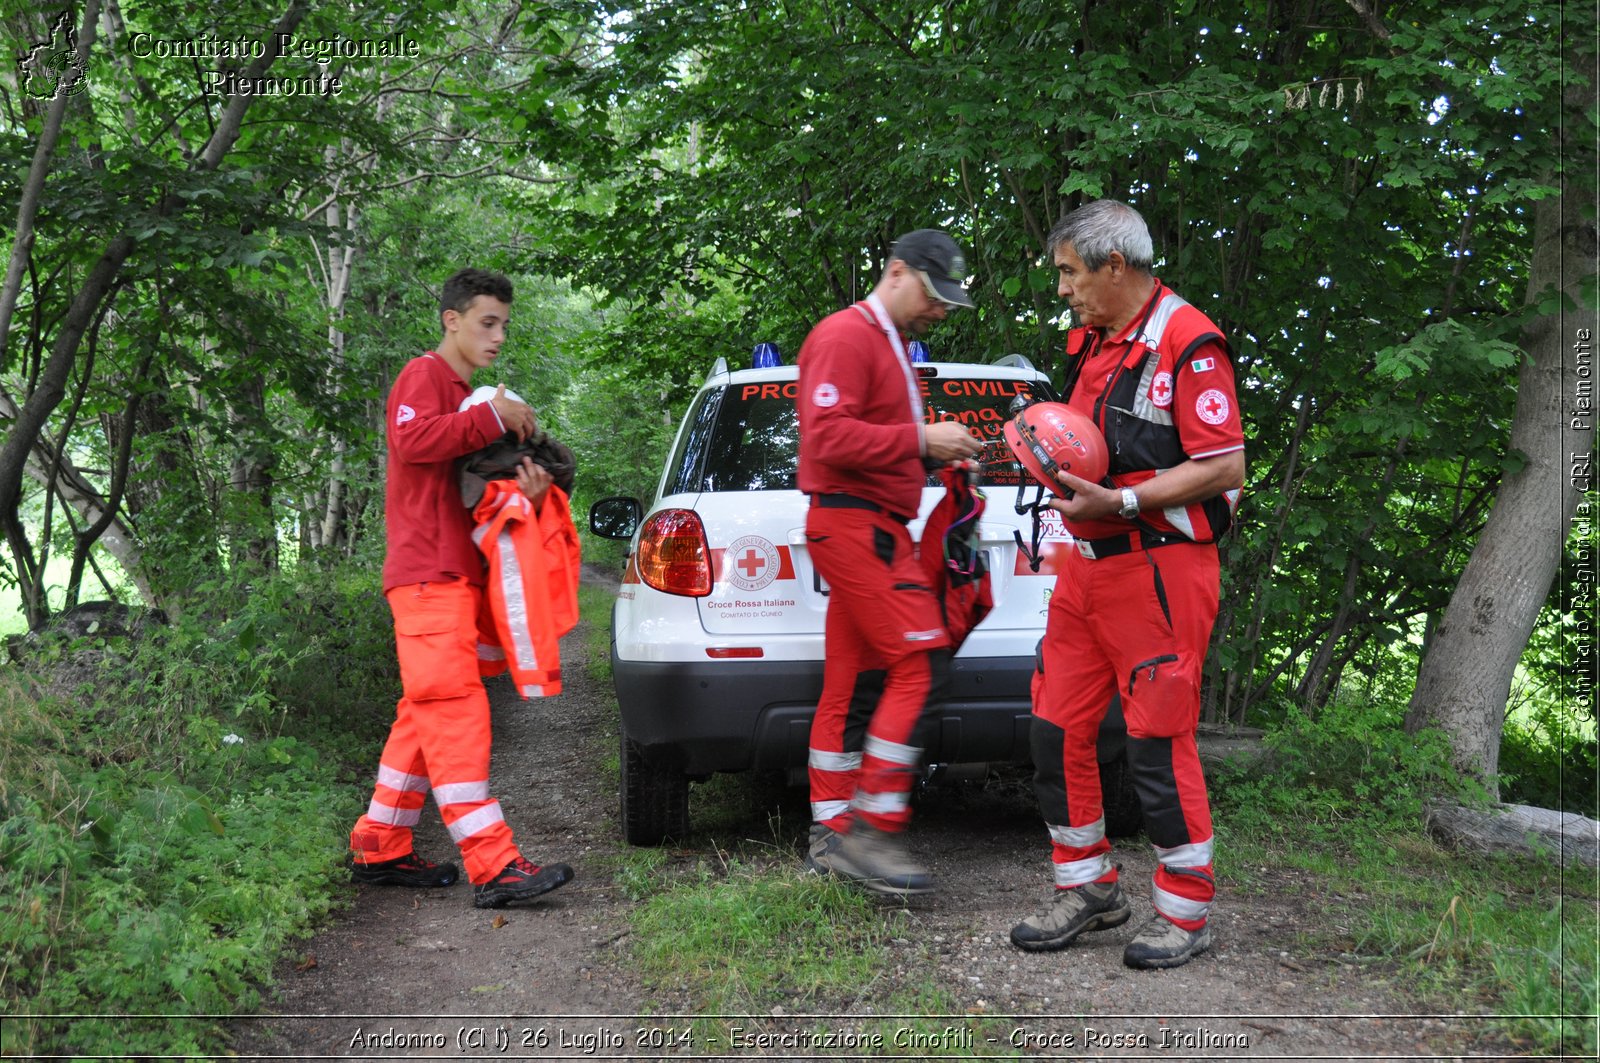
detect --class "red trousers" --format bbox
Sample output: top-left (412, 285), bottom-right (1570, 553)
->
top-left (349, 578), bottom-right (519, 884)
top-left (805, 505), bottom-right (951, 833)
top-left (1031, 541), bottom-right (1219, 929)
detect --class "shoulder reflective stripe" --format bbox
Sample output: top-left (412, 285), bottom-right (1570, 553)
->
top-left (377, 765), bottom-right (430, 792)
top-left (1048, 817), bottom-right (1107, 850)
top-left (366, 799), bottom-right (422, 827)
top-left (1136, 292), bottom-right (1191, 349)
top-left (1186, 442), bottom-right (1246, 460)
top-left (1152, 882), bottom-right (1212, 923)
top-left (446, 800), bottom-right (505, 843)
top-left (432, 781), bottom-right (491, 806)
top-left (809, 748), bottom-right (863, 772)
top-left (811, 799), bottom-right (851, 822)
top-left (863, 734), bottom-right (921, 767)
top-left (1128, 354), bottom-right (1176, 427)
top-left (851, 788), bottom-right (911, 815)
top-left (1052, 852), bottom-right (1113, 887)
top-left (1154, 838), bottom-right (1214, 867)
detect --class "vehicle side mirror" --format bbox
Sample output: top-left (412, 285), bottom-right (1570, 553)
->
top-left (589, 496), bottom-right (643, 540)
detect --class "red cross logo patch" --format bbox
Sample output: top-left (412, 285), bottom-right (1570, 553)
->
top-left (1196, 388), bottom-right (1230, 426)
top-left (1150, 372), bottom-right (1174, 409)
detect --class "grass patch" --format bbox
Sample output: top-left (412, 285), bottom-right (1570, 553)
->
top-left (0, 566), bottom-right (397, 1058)
top-left (1212, 697), bottom-right (1599, 1058)
top-left (627, 853), bottom-right (899, 1039)
top-left (576, 579), bottom-right (615, 685)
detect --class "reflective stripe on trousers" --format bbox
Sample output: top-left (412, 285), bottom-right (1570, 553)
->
top-left (348, 578), bottom-right (521, 884)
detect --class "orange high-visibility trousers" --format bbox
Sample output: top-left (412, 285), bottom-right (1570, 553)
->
top-left (349, 577), bottom-right (519, 884)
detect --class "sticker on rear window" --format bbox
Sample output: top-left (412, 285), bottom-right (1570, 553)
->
top-left (726, 534), bottom-right (780, 592)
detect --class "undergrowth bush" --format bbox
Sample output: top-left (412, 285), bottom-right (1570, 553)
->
top-left (1212, 697), bottom-right (1469, 839)
top-left (1211, 697), bottom-right (1596, 1058)
top-left (1497, 701), bottom-right (1598, 814)
top-left (0, 564), bottom-right (396, 1059)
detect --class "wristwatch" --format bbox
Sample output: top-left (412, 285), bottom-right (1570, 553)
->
top-left (1118, 487), bottom-right (1141, 520)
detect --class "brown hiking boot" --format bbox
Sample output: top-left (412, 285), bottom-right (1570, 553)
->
top-left (1123, 915), bottom-right (1212, 969)
top-left (1009, 880), bottom-right (1131, 952)
top-left (826, 822), bottom-right (934, 896)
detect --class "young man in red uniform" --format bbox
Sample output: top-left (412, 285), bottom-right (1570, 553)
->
top-left (1008, 201), bottom-right (1244, 968)
top-left (797, 229), bottom-right (985, 895)
top-left (348, 268), bottom-right (575, 909)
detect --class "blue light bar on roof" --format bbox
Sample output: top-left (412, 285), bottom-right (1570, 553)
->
top-left (751, 342), bottom-right (782, 368)
top-left (907, 340), bottom-right (930, 364)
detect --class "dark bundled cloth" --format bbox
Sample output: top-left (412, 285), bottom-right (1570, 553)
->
top-left (458, 431), bottom-right (577, 509)
top-left (921, 462), bottom-right (993, 651)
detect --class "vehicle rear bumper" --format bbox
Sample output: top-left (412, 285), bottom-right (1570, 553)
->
top-left (613, 652), bottom-right (1123, 776)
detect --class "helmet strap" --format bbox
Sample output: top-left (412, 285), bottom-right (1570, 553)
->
top-left (1012, 481), bottom-right (1050, 573)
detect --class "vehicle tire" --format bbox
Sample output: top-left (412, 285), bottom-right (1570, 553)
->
top-left (620, 732), bottom-right (689, 846)
top-left (1099, 752), bottom-right (1143, 838)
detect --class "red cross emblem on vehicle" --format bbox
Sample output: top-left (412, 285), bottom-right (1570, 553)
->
top-left (726, 534), bottom-right (780, 591)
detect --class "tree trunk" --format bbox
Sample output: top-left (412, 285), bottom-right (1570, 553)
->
top-left (1405, 58), bottom-right (1598, 791)
top-left (226, 368), bottom-right (278, 571)
top-left (0, 1), bottom-right (309, 626)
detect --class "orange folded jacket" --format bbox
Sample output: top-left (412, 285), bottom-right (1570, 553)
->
top-left (471, 481), bottom-right (581, 697)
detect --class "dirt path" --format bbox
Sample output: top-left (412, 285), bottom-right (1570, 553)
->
top-left (232, 567), bottom-right (1517, 1061)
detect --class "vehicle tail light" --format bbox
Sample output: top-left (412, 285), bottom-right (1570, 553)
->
top-left (636, 508), bottom-right (713, 597)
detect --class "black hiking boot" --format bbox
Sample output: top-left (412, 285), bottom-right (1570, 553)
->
top-left (473, 857), bottom-right (575, 909)
top-left (349, 851), bottom-right (459, 888)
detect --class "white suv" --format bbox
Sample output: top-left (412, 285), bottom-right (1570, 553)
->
top-left (589, 352), bottom-right (1135, 844)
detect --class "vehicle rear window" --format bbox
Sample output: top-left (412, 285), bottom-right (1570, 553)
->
top-left (664, 371), bottom-right (1040, 495)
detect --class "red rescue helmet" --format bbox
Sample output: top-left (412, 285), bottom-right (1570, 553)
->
top-left (1002, 402), bottom-right (1109, 497)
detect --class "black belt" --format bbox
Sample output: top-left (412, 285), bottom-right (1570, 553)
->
top-left (811, 493), bottom-right (911, 525)
top-left (1074, 528), bottom-right (1194, 560)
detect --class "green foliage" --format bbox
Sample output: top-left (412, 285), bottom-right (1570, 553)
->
top-left (0, 564), bottom-right (394, 1058)
top-left (1499, 702), bottom-right (1599, 814)
top-left (575, 579), bottom-right (619, 685)
top-left (1214, 698), bottom-right (1597, 1057)
top-left (1214, 697), bottom-right (1468, 838)
top-left (548, 0), bottom-right (1585, 734)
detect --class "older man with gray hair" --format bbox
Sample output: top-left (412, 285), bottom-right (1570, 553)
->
top-left (1009, 200), bottom-right (1245, 969)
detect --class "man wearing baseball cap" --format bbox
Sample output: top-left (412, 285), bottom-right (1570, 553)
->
top-left (795, 228), bottom-right (982, 895)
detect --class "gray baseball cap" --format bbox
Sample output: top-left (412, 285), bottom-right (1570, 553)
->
top-left (891, 228), bottom-right (975, 308)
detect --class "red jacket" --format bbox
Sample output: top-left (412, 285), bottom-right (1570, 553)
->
top-left (920, 464), bottom-right (993, 650)
top-left (1062, 283), bottom-right (1244, 541)
top-left (383, 353), bottom-right (506, 592)
top-left (796, 300), bottom-right (926, 518)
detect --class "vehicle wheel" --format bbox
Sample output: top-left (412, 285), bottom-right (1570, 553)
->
top-left (1100, 752), bottom-right (1143, 838)
top-left (620, 732), bottom-right (689, 846)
